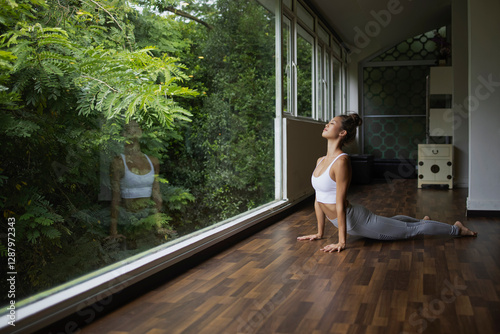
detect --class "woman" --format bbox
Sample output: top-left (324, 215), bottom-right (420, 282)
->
top-left (297, 113), bottom-right (477, 253)
top-left (109, 120), bottom-right (163, 240)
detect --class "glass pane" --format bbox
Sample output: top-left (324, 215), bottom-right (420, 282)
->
top-left (324, 53), bottom-right (332, 120)
top-left (317, 44), bottom-right (323, 119)
top-left (332, 40), bottom-right (341, 58)
top-left (297, 2), bottom-right (314, 30)
top-left (1, 0), bottom-right (276, 305)
top-left (256, 0), bottom-right (276, 14)
top-left (318, 24), bottom-right (329, 46)
top-left (283, 16), bottom-right (292, 114)
top-left (297, 26), bottom-right (314, 117)
top-left (333, 57), bottom-right (341, 116)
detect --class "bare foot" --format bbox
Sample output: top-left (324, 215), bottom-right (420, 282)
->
top-left (454, 221), bottom-right (478, 237)
top-left (423, 216), bottom-right (431, 221)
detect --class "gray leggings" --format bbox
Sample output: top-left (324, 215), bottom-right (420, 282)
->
top-left (328, 204), bottom-right (460, 240)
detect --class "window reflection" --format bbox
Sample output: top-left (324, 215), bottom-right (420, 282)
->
top-left (108, 121), bottom-right (172, 249)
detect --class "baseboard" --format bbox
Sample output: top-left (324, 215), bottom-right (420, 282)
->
top-left (466, 210), bottom-right (500, 217)
top-left (467, 198), bottom-right (500, 216)
top-left (467, 198), bottom-right (500, 210)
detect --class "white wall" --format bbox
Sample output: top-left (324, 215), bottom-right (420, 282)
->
top-left (451, 0), bottom-right (469, 188)
top-left (284, 118), bottom-right (326, 202)
top-left (467, 0), bottom-right (500, 211)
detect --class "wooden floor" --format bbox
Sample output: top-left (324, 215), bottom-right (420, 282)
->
top-left (80, 179), bottom-right (500, 334)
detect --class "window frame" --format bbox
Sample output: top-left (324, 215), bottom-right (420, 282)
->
top-left (282, 13), bottom-right (294, 116)
top-left (283, 0), bottom-right (346, 121)
top-left (296, 23), bottom-right (315, 118)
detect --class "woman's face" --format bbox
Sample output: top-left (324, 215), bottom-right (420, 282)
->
top-left (123, 121), bottom-right (143, 140)
top-left (322, 117), bottom-right (344, 139)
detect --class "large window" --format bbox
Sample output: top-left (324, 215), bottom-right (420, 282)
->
top-left (282, 1), bottom-right (343, 120)
top-left (0, 0), bottom-right (348, 331)
top-left (0, 0), bottom-right (276, 312)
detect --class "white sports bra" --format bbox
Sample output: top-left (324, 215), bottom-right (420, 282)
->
top-left (311, 153), bottom-right (348, 204)
top-left (120, 154), bottom-right (155, 199)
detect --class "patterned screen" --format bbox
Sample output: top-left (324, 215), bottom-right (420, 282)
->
top-left (364, 66), bottom-right (428, 116)
top-left (364, 117), bottom-right (426, 159)
top-left (371, 28), bottom-right (443, 62)
top-left (363, 27), bottom-right (448, 160)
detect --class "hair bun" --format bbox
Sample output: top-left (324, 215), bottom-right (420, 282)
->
top-left (339, 112), bottom-right (362, 147)
top-left (349, 112), bottom-right (363, 127)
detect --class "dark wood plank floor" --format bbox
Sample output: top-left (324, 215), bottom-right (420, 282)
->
top-left (80, 179), bottom-right (500, 334)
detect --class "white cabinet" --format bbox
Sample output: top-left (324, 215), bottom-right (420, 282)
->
top-left (418, 144), bottom-right (453, 189)
top-left (421, 66), bottom-right (454, 189)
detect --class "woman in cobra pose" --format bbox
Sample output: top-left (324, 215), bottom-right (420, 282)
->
top-left (297, 113), bottom-right (477, 253)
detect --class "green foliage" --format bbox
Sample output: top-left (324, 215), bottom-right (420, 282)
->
top-left (0, 50), bottom-right (20, 111)
top-left (164, 0), bottom-right (276, 224)
top-left (0, 243), bottom-right (6, 257)
top-left (132, 7), bottom-right (189, 55)
top-left (160, 182), bottom-right (195, 211)
top-left (18, 193), bottom-right (67, 245)
top-left (296, 34), bottom-right (313, 117)
top-left (0, 0), bottom-right (45, 33)
top-left (0, 0), bottom-right (198, 301)
top-left (75, 46), bottom-right (197, 126)
top-left (0, 0), bottom-right (277, 304)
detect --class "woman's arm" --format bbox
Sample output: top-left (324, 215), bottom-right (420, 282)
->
top-left (298, 157), bottom-right (326, 241)
top-left (315, 199), bottom-right (326, 238)
top-left (150, 156), bottom-right (162, 212)
top-left (320, 155), bottom-right (351, 252)
top-left (297, 199), bottom-right (325, 241)
top-left (109, 157), bottom-right (124, 239)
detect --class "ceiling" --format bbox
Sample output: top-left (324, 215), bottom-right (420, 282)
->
top-left (307, 0), bottom-right (451, 60)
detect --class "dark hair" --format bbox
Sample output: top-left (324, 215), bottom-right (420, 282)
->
top-left (339, 112), bottom-right (362, 147)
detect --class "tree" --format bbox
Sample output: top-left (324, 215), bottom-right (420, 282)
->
top-left (163, 0), bottom-right (276, 224)
top-left (0, 0), bottom-right (197, 300)
top-left (0, 0), bottom-right (277, 302)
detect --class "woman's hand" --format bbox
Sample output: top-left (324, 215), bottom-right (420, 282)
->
top-left (297, 234), bottom-right (322, 241)
top-left (320, 242), bottom-right (346, 253)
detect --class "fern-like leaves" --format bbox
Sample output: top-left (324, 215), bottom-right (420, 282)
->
top-left (75, 46), bottom-right (197, 127)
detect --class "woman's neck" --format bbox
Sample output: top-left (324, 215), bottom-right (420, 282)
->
top-left (124, 141), bottom-right (141, 155)
top-left (326, 139), bottom-right (343, 157)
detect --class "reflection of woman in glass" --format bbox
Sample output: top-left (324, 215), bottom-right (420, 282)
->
top-left (109, 121), bottom-right (162, 240)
